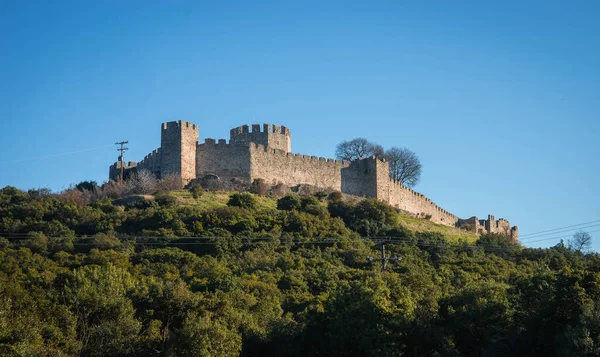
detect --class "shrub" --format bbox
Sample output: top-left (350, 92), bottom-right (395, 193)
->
top-left (189, 183), bottom-right (204, 199)
top-left (277, 195), bottom-right (302, 211)
top-left (250, 178), bottom-right (269, 196)
top-left (271, 183), bottom-right (291, 197)
top-left (155, 193), bottom-right (178, 207)
top-left (304, 204), bottom-right (328, 216)
top-left (315, 191), bottom-right (328, 201)
top-left (227, 193), bottom-right (257, 210)
top-left (301, 196), bottom-right (321, 208)
top-left (328, 191), bottom-right (343, 202)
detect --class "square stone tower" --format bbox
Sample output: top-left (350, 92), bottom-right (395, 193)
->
top-left (160, 120), bottom-right (199, 184)
top-left (229, 123), bottom-right (291, 152)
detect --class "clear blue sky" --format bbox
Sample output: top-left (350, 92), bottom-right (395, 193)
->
top-left (1, 1), bottom-right (598, 250)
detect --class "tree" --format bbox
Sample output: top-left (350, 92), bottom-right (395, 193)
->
top-left (126, 170), bottom-right (158, 194)
top-left (75, 181), bottom-right (98, 192)
top-left (227, 192), bottom-right (257, 210)
top-left (569, 231), bottom-right (592, 252)
top-left (384, 147), bottom-right (422, 188)
top-left (335, 138), bottom-right (384, 161)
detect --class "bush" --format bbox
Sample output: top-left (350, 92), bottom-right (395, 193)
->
top-left (271, 183), bottom-right (291, 197)
top-left (277, 195), bottom-right (302, 211)
top-left (328, 191), bottom-right (343, 202)
top-left (304, 204), bottom-right (328, 216)
top-left (315, 191), bottom-right (328, 201)
top-left (301, 196), bottom-right (321, 208)
top-left (189, 183), bottom-right (204, 199)
top-left (227, 193), bottom-right (257, 210)
top-left (250, 178), bottom-right (269, 196)
top-left (155, 193), bottom-right (178, 207)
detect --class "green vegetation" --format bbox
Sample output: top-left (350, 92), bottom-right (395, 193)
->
top-left (396, 212), bottom-right (480, 243)
top-left (0, 185), bottom-right (599, 356)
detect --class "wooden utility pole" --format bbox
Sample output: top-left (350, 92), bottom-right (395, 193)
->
top-left (115, 141), bottom-right (129, 183)
top-left (366, 241), bottom-right (402, 272)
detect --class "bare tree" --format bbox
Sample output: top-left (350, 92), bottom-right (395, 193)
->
top-left (569, 231), bottom-right (592, 252)
top-left (126, 170), bottom-right (158, 195)
top-left (385, 147), bottom-right (422, 188)
top-left (335, 138), bottom-right (384, 161)
top-left (156, 173), bottom-right (183, 193)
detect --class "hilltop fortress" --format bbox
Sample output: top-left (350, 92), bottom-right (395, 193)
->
top-left (110, 121), bottom-right (518, 241)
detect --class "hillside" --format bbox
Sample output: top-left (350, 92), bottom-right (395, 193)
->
top-left (0, 185), bottom-right (599, 356)
top-left (170, 189), bottom-right (480, 243)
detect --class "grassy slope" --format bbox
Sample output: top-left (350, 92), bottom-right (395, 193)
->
top-left (170, 190), bottom-right (479, 243)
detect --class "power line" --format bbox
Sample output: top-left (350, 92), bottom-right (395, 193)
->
top-left (518, 219), bottom-right (600, 239)
top-left (522, 229), bottom-right (600, 245)
top-left (518, 223), bottom-right (600, 242)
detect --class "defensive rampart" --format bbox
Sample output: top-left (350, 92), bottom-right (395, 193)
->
top-left (248, 143), bottom-right (349, 189)
top-left (136, 148), bottom-right (162, 176)
top-left (108, 121), bottom-right (518, 241)
top-left (196, 139), bottom-right (251, 181)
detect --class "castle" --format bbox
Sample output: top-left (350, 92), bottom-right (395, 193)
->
top-left (109, 121), bottom-right (518, 241)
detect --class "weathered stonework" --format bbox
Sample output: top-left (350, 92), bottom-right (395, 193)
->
top-left (109, 121), bottom-right (518, 241)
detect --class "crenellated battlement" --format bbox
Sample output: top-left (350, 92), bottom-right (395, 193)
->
top-left (230, 123), bottom-right (292, 152)
top-left (162, 120), bottom-right (198, 131)
top-left (108, 120), bottom-right (517, 240)
top-left (249, 142), bottom-right (349, 167)
top-left (230, 123), bottom-right (291, 136)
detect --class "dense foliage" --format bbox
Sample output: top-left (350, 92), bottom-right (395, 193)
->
top-left (0, 186), bottom-right (599, 356)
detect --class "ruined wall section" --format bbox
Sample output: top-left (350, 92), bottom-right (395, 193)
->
top-left (196, 139), bottom-right (251, 181)
top-left (109, 161), bottom-right (137, 181)
top-left (458, 215), bottom-right (519, 241)
top-left (230, 124), bottom-right (291, 152)
top-left (160, 121), bottom-right (198, 183)
top-left (249, 143), bottom-right (348, 189)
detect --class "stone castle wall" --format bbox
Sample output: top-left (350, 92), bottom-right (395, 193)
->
top-left (248, 143), bottom-right (348, 189)
top-left (109, 120), bottom-right (518, 241)
top-left (136, 148), bottom-right (162, 176)
top-left (230, 124), bottom-right (291, 152)
top-left (363, 159), bottom-right (460, 225)
top-left (196, 139), bottom-right (252, 181)
top-left (160, 121), bottom-right (198, 183)
top-left (340, 158), bottom-right (380, 197)
top-left (457, 215), bottom-right (519, 241)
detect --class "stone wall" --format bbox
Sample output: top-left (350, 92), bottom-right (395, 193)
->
top-left (160, 121), bottom-right (198, 183)
top-left (196, 139), bottom-right (252, 181)
top-left (340, 158), bottom-right (379, 197)
top-left (384, 178), bottom-right (460, 226)
top-left (230, 124), bottom-right (291, 152)
top-left (249, 143), bottom-right (348, 189)
top-left (107, 120), bottom-right (518, 240)
top-left (109, 161), bottom-right (137, 181)
top-left (458, 215), bottom-right (519, 241)
top-left (362, 158), bottom-right (460, 226)
top-left (136, 148), bottom-right (162, 176)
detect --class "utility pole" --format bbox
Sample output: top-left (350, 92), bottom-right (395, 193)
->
top-left (367, 241), bottom-right (402, 272)
top-left (115, 141), bottom-right (129, 184)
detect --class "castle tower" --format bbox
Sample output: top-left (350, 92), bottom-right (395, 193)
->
top-left (229, 123), bottom-right (291, 152)
top-left (160, 120), bottom-right (199, 184)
